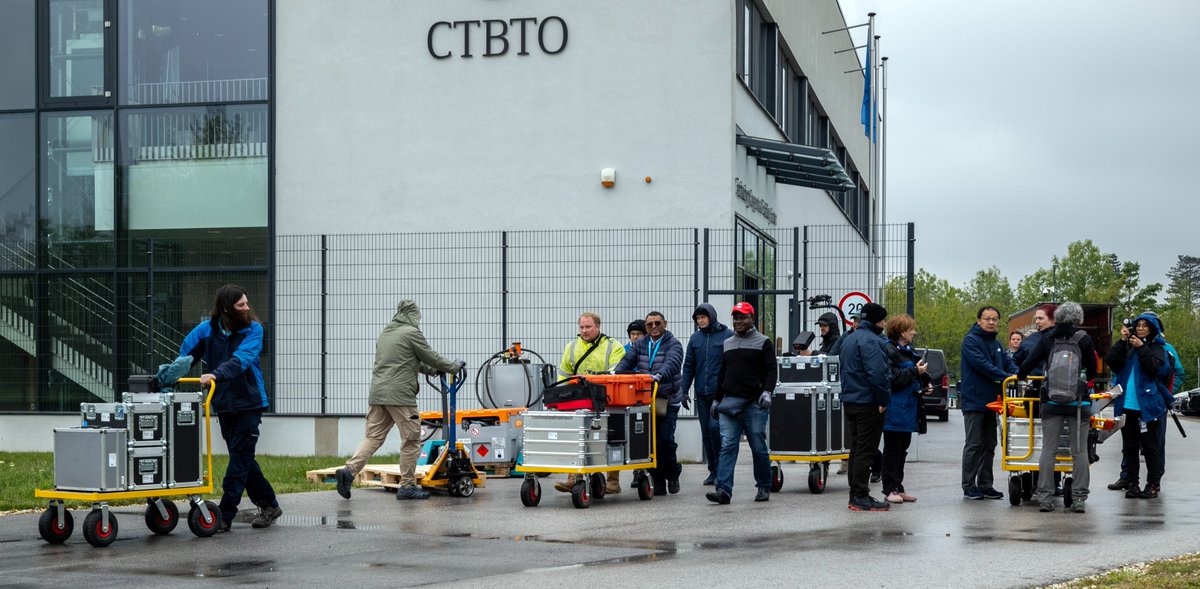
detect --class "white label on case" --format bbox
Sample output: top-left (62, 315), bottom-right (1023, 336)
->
top-left (143, 430), bottom-right (153, 440)
top-left (108, 453), bottom-right (117, 467)
top-left (548, 432), bottom-right (558, 440)
top-left (786, 393), bottom-right (795, 400)
top-left (143, 474), bottom-right (153, 484)
top-left (181, 403), bottom-right (192, 412)
top-left (101, 413), bottom-right (110, 422)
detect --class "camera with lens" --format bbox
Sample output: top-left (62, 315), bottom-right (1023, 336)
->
top-left (1122, 318), bottom-right (1134, 329)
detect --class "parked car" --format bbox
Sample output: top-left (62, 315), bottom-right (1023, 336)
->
top-left (915, 348), bottom-right (951, 422)
top-left (1176, 388), bottom-right (1200, 416)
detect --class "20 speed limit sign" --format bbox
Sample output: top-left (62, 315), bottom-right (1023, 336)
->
top-left (838, 291), bottom-right (872, 327)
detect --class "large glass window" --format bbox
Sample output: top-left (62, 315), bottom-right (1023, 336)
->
top-left (119, 104), bottom-right (268, 267)
top-left (735, 219), bottom-right (777, 340)
top-left (44, 272), bottom-right (115, 408)
top-left (48, 0), bottom-right (110, 100)
top-left (0, 1), bottom-right (36, 110)
top-left (120, 0), bottom-right (268, 105)
top-left (42, 111), bottom-right (115, 268)
top-left (0, 114), bottom-right (37, 269)
top-left (0, 276), bottom-right (37, 411)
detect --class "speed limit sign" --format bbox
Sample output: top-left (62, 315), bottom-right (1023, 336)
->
top-left (838, 291), bottom-right (872, 327)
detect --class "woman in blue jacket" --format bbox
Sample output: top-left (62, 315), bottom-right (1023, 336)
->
top-left (881, 314), bottom-right (928, 504)
top-left (1105, 312), bottom-right (1173, 499)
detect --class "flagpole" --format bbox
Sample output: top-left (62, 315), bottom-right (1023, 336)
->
top-left (881, 54), bottom-right (889, 244)
top-left (872, 34), bottom-right (882, 298)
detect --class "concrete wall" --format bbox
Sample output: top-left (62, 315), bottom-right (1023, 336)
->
top-left (275, 0), bottom-right (737, 235)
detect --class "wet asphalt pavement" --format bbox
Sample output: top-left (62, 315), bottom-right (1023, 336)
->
top-left (3, 412), bottom-right (1200, 588)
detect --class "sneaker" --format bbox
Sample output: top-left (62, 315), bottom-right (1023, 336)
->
top-left (654, 478), bottom-right (667, 497)
top-left (1124, 484), bottom-right (1141, 499)
top-left (963, 488), bottom-right (985, 500)
top-left (980, 487), bottom-right (1005, 500)
top-left (1139, 483), bottom-right (1160, 499)
top-left (702, 474), bottom-right (717, 486)
top-left (706, 489), bottom-right (731, 505)
top-left (869, 472), bottom-right (882, 484)
top-left (1107, 478), bottom-right (1130, 491)
top-left (848, 495), bottom-right (890, 511)
top-left (250, 504), bottom-right (282, 528)
top-left (1039, 501), bottom-right (1055, 513)
top-left (885, 492), bottom-right (904, 504)
top-left (898, 492), bottom-right (917, 503)
top-left (335, 468), bottom-right (354, 499)
top-left (1070, 499), bottom-right (1086, 513)
top-left (396, 485), bottom-right (431, 500)
top-left (755, 488), bottom-right (770, 502)
top-left (668, 479), bottom-right (681, 495)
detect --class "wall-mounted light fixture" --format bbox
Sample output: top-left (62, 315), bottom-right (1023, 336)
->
top-left (600, 168), bottom-right (616, 188)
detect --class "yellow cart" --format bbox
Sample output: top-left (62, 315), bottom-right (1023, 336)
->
top-left (34, 378), bottom-right (222, 547)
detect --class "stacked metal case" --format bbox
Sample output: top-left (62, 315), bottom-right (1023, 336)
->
top-left (770, 355), bottom-right (847, 455)
top-left (521, 410), bottom-right (609, 468)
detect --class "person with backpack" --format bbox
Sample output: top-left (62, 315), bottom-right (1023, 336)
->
top-left (1016, 302), bottom-right (1097, 513)
top-left (1104, 312), bottom-right (1174, 499)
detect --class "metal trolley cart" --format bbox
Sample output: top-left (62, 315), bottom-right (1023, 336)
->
top-left (768, 355), bottom-right (849, 494)
top-left (34, 377), bottom-right (221, 547)
top-left (517, 374), bottom-right (657, 509)
top-left (999, 376), bottom-right (1118, 507)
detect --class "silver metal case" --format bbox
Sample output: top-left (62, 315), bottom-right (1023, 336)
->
top-left (80, 402), bottom-right (128, 430)
top-left (520, 410), bottom-right (608, 468)
top-left (53, 428), bottom-right (128, 492)
top-left (778, 355), bottom-right (840, 384)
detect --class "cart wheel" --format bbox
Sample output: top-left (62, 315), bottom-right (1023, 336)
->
top-left (455, 476), bottom-right (475, 498)
top-left (38, 505), bottom-right (73, 544)
top-left (144, 499), bottom-right (179, 535)
top-left (1062, 477), bottom-right (1074, 508)
top-left (589, 473), bottom-right (606, 500)
top-left (636, 474), bottom-right (654, 501)
top-left (82, 510), bottom-right (118, 548)
top-left (808, 464), bottom-right (826, 494)
top-left (187, 501), bottom-right (222, 538)
top-left (770, 463), bottom-right (784, 493)
top-left (520, 478), bottom-right (541, 507)
top-left (571, 480), bottom-right (591, 509)
top-left (1008, 477), bottom-right (1022, 506)
top-left (1020, 472), bottom-right (1034, 501)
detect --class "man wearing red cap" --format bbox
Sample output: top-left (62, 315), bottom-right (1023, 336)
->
top-left (706, 302), bottom-right (776, 504)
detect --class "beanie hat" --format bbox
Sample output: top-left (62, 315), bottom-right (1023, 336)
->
top-left (860, 302), bottom-right (887, 324)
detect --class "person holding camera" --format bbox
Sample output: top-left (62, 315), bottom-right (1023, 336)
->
top-left (1105, 313), bottom-right (1174, 499)
top-left (881, 314), bottom-right (928, 504)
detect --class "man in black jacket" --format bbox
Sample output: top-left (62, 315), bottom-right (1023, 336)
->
top-left (839, 302), bottom-right (892, 511)
top-left (706, 302), bottom-right (776, 505)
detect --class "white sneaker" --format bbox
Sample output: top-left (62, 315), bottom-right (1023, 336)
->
top-left (885, 492), bottom-right (904, 504)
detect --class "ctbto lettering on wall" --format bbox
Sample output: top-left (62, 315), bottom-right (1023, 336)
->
top-left (428, 16), bottom-right (567, 59)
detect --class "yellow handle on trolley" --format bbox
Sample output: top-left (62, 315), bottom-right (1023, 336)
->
top-left (999, 375), bottom-right (1043, 462)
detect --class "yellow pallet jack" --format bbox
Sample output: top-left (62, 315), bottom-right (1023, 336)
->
top-left (415, 370), bottom-right (486, 497)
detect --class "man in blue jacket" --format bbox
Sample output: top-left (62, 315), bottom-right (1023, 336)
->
top-left (680, 303), bottom-right (733, 486)
top-left (959, 306), bottom-right (1018, 501)
top-left (839, 302), bottom-right (892, 511)
top-left (617, 311), bottom-right (684, 495)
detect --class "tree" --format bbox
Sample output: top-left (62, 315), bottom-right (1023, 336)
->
top-left (1166, 255), bottom-right (1200, 309)
top-left (966, 266), bottom-right (1014, 312)
top-left (1014, 240), bottom-right (1161, 316)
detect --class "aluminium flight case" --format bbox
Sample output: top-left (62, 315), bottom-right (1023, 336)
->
top-left (53, 428), bottom-right (128, 492)
top-left (605, 405), bottom-right (652, 466)
top-left (769, 383), bottom-right (847, 455)
top-left (778, 354), bottom-right (840, 385)
top-left (124, 391), bottom-right (205, 488)
top-left (521, 410), bottom-right (609, 468)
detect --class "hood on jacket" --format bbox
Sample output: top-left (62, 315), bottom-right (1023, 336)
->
top-left (692, 303), bottom-right (727, 332)
top-left (1135, 311), bottom-right (1164, 342)
top-left (968, 322), bottom-right (998, 341)
top-left (816, 312), bottom-right (842, 339)
top-left (393, 300), bottom-right (421, 327)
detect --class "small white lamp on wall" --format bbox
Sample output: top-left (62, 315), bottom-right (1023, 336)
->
top-left (600, 168), bottom-right (616, 188)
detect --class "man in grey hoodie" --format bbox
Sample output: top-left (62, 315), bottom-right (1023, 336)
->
top-left (680, 303), bottom-right (733, 486)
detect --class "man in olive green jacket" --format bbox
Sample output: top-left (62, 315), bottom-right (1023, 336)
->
top-left (336, 300), bottom-right (463, 500)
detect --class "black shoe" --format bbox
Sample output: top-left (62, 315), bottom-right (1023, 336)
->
top-left (335, 467), bottom-right (354, 499)
top-left (1125, 484), bottom-right (1141, 499)
top-left (848, 495), bottom-right (890, 511)
top-left (397, 485), bottom-right (431, 500)
top-left (1139, 483), bottom-right (1160, 499)
top-left (706, 490), bottom-right (731, 505)
top-left (668, 479), bottom-right (681, 495)
top-left (250, 504), bottom-right (282, 528)
top-left (980, 487), bottom-right (1004, 500)
top-left (963, 488), bottom-right (985, 500)
top-left (755, 488), bottom-right (770, 502)
top-left (217, 518), bottom-right (232, 533)
top-left (702, 474), bottom-right (717, 486)
top-left (869, 472), bottom-right (882, 484)
top-left (1108, 478), bottom-right (1130, 491)
top-left (653, 477), bottom-right (667, 497)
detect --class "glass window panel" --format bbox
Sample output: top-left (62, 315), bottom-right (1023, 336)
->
top-left (49, 0), bottom-right (108, 99)
top-left (0, 276), bottom-right (37, 411)
top-left (42, 111), bottom-right (114, 268)
top-left (43, 272), bottom-right (115, 407)
top-left (120, 104), bottom-right (268, 267)
top-left (0, 114), bottom-right (37, 269)
top-left (0, 0), bottom-right (35, 109)
top-left (120, 0), bottom-right (268, 105)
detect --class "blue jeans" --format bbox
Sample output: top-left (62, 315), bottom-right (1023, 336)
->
top-left (654, 404), bottom-right (682, 483)
top-left (217, 410), bottom-right (278, 522)
top-left (696, 394), bottom-right (721, 476)
top-left (715, 402), bottom-right (770, 496)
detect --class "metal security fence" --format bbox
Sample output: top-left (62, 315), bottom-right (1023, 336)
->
top-left (801, 223), bottom-right (915, 326)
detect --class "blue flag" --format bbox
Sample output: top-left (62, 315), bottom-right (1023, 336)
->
top-left (860, 43), bottom-right (874, 142)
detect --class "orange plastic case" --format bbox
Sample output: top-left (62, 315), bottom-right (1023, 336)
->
top-left (580, 374), bottom-right (655, 407)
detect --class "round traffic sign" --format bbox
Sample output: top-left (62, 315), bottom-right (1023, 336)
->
top-left (838, 291), bottom-right (872, 327)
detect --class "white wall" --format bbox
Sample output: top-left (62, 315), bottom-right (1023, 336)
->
top-left (276, 0), bottom-right (736, 235)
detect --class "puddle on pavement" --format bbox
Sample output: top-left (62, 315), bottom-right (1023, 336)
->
top-left (128, 559), bottom-right (279, 579)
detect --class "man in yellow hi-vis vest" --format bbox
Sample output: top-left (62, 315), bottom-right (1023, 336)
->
top-left (554, 312), bottom-right (625, 493)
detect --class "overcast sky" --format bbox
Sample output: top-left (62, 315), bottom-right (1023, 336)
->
top-left (837, 0), bottom-right (1198, 294)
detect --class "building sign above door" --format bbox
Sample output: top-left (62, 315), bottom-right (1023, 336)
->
top-left (428, 17), bottom-right (568, 59)
top-left (735, 179), bottom-right (777, 226)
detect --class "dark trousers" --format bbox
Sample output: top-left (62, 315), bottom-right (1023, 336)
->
top-left (1120, 409), bottom-right (1164, 487)
top-left (845, 403), bottom-right (885, 500)
top-left (217, 410), bottom-right (278, 521)
top-left (961, 410), bottom-right (998, 492)
top-left (1119, 413), bottom-right (1168, 482)
top-left (696, 394), bottom-right (721, 476)
top-left (653, 404), bottom-right (682, 484)
top-left (881, 430), bottom-right (913, 496)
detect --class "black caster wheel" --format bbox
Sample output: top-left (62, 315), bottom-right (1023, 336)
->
top-left (808, 463), bottom-right (827, 494)
top-left (636, 473), bottom-right (654, 501)
top-left (1008, 476), bottom-right (1022, 506)
top-left (187, 501), bottom-right (222, 538)
top-left (520, 477), bottom-right (541, 507)
top-left (144, 499), bottom-right (179, 535)
top-left (770, 463), bottom-right (784, 493)
top-left (571, 480), bottom-right (591, 509)
top-left (1020, 472), bottom-right (1034, 501)
top-left (82, 509), bottom-right (118, 548)
top-left (589, 473), bottom-right (606, 500)
top-left (38, 505), bottom-right (73, 544)
top-left (454, 476), bottom-right (475, 498)
top-left (1063, 477), bottom-right (1074, 508)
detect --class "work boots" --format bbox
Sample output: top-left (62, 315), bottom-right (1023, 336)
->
top-left (605, 471), bottom-right (622, 494)
top-left (554, 475), bottom-right (577, 493)
top-left (250, 503), bottom-right (283, 528)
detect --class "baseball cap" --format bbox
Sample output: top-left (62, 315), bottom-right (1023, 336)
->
top-left (731, 302), bottom-right (755, 316)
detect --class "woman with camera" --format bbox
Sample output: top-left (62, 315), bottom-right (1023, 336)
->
top-left (1105, 313), bottom-right (1174, 499)
top-left (881, 314), bottom-right (928, 504)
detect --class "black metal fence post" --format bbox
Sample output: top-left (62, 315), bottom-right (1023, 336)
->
top-left (320, 234), bottom-right (327, 415)
top-left (801, 225), bottom-right (809, 327)
top-left (906, 222), bottom-right (916, 318)
top-left (702, 228), bottom-right (710, 301)
top-left (501, 231), bottom-right (509, 349)
top-left (693, 228), bottom-right (700, 311)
